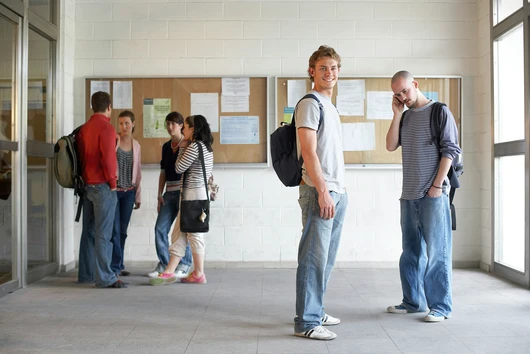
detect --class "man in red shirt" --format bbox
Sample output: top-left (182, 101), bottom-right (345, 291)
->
top-left (77, 91), bottom-right (126, 288)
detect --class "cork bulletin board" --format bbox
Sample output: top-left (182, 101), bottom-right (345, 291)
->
top-left (85, 77), bottom-right (268, 165)
top-left (276, 77), bottom-right (462, 165)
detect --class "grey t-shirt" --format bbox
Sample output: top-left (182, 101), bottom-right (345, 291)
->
top-left (295, 90), bottom-right (345, 194)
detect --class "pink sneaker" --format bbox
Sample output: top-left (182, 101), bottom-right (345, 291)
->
top-left (149, 272), bottom-right (177, 286)
top-left (180, 272), bottom-right (207, 284)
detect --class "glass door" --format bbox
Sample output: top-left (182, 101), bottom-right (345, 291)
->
top-left (0, 5), bottom-right (21, 295)
top-left (25, 26), bottom-right (57, 283)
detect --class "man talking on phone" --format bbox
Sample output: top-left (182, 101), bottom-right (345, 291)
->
top-left (385, 71), bottom-right (461, 322)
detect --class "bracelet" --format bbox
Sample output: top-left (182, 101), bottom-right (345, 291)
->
top-left (432, 185), bottom-right (442, 189)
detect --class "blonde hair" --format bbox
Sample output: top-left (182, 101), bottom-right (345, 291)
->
top-left (308, 45), bottom-right (341, 82)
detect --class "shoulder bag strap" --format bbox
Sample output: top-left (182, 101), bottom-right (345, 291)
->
top-left (180, 142), bottom-right (210, 205)
top-left (197, 142), bottom-right (210, 208)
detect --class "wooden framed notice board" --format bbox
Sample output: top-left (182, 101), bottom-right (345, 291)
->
top-left (276, 76), bottom-right (462, 165)
top-left (85, 77), bottom-right (268, 165)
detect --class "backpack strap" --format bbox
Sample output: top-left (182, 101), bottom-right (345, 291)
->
top-left (429, 102), bottom-right (459, 204)
top-left (75, 195), bottom-right (84, 222)
top-left (429, 102), bottom-right (447, 149)
top-left (291, 93), bottom-right (324, 131)
top-left (291, 93), bottom-right (326, 174)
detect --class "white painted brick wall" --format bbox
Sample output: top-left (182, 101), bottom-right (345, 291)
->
top-left (112, 40), bottom-right (149, 59)
top-left (69, 0), bottom-right (488, 267)
top-left (149, 3), bottom-right (186, 21)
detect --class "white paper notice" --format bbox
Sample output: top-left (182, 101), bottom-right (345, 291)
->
top-left (113, 81), bottom-right (133, 109)
top-left (342, 123), bottom-right (376, 151)
top-left (191, 93), bottom-right (219, 132)
top-left (367, 91), bottom-right (394, 120)
top-left (222, 78), bottom-right (250, 96)
top-left (338, 80), bottom-right (365, 96)
top-left (220, 116), bottom-right (259, 144)
top-left (90, 81), bottom-right (110, 108)
top-left (337, 94), bottom-right (364, 116)
top-left (288, 80), bottom-right (307, 108)
top-left (143, 98), bottom-right (171, 138)
top-left (221, 95), bottom-right (249, 113)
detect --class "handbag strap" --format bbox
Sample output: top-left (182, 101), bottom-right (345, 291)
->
top-left (181, 141), bottom-right (210, 207)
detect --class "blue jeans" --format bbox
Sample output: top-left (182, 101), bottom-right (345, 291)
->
top-left (111, 189), bottom-right (136, 273)
top-left (78, 183), bottom-right (118, 288)
top-left (294, 184), bottom-right (348, 333)
top-left (154, 190), bottom-right (192, 272)
top-left (399, 194), bottom-right (453, 317)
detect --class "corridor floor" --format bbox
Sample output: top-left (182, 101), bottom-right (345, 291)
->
top-left (1, 268), bottom-right (530, 353)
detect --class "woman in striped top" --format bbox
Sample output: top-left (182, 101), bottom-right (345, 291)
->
top-left (111, 110), bottom-right (142, 277)
top-left (150, 114), bottom-right (214, 285)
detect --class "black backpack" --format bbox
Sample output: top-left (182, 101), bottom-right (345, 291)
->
top-left (270, 94), bottom-right (324, 187)
top-left (54, 125), bottom-right (85, 222)
top-left (399, 102), bottom-right (464, 230)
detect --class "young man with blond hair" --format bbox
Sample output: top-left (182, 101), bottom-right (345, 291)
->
top-left (294, 46), bottom-right (348, 341)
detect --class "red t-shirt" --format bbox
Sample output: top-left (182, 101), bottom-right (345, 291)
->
top-left (77, 113), bottom-right (117, 189)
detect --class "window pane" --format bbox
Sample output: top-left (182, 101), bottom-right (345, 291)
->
top-left (494, 24), bottom-right (524, 143)
top-left (495, 155), bottom-right (525, 272)
top-left (29, 0), bottom-right (54, 24)
top-left (0, 152), bottom-right (13, 285)
top-left (494, 0), bottom-right (522, 24)
top-left (0, 15), bottom-right (18, 285)
top-left (27, 157), bottom-right (52, 271)
top-left (27, 29), bottom-right (51, 143)
top-left (0, 16), bottom-right (16, 142)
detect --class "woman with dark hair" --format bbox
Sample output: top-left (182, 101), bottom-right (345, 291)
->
top-left (147, 112), bottom-right (193, 279)
top-left (150, 114), bottom-right (214, 285)
top-left (111, 110), bottom-right (142, 276)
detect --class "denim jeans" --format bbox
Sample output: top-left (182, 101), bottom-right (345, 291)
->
top-left (294, 184), bottom-right (348, 333)
top-left (111, 189), bottom-right (136, 274)
top-left (154, 190), bottom-right (192, 272)
top-left (78, 183), bottom-right (118, 288)
top-left (399, 194), bottom-right (453, 317)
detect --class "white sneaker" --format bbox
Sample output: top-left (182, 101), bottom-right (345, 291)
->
top-left (174, 269), bottom-right (189, 278)
top-left (424, 311), bottom-right (446, 322)
top-left (321, 314), bottom-right (340, 326)
top-left (147, 270), bottom-right (159, 278)
top-left (295, 325), bottom-right (337, 340)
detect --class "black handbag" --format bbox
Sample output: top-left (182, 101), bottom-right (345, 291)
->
top-left (180, 142), bottom-right (210, 233)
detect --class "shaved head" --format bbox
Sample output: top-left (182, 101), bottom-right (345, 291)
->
top-left (391, 70), bottom-right (414, 84)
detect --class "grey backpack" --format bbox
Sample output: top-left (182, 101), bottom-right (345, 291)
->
top-left (54, 125), bottom-right (84, 221)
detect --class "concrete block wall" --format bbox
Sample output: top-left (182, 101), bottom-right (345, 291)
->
top-left (67, 0), bottom-right (488, 267)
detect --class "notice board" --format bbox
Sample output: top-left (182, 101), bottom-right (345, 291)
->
top-left (85, 77), bottom-right (268, 165)
top-left (276, 77), bottom-right (461, 165)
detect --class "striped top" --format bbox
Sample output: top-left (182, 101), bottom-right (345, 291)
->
top-left (116, 147), bottom-right (133, 189)
top-left (176, 141), bottom-right (214, 196)
top-left (400, 101), bottom-right (460, 200)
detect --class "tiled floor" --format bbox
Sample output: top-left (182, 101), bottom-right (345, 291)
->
top-left (1, 268), bottom-right (530, 353)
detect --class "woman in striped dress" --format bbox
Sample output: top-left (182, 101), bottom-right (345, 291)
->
top-left (111, 110), bottom-right (142, 277)
top-left (150, 114), bottom-right (214, 285)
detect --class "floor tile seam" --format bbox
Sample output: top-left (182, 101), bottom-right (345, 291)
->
top-left (336, 269), bottom-right (362, 298)
top-left (377, 319), bottom-right (403, 353)
top-left (182, 324), bottom-right (201, 354)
